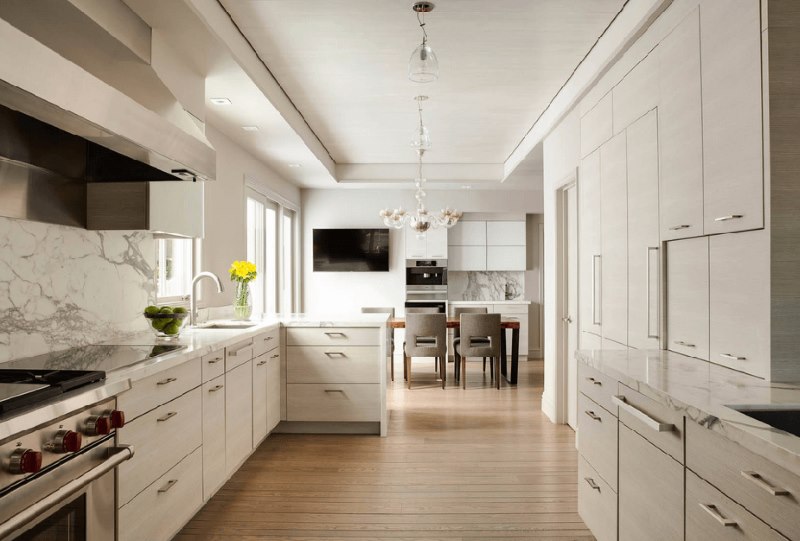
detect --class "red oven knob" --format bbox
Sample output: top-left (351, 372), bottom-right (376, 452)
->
top-left (9, 448), bottom-right (42, 474)
top-left (109, 410), bottom-right (125, 429)
top-left (47, 430), bottom-right (82, 453)
top-left (84, 415), bottom-right (111, 436)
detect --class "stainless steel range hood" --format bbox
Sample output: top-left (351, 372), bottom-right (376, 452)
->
top-left (0, 17), bottom-right (215, 184)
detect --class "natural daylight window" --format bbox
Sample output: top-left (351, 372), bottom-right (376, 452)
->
top-left (156, 238), bottom-right (194, 302)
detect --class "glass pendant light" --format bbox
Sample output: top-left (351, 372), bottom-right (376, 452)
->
top-left (411, 95), bottom-right (432, 151)
top-left (409, 2), bottom-right (439, 83)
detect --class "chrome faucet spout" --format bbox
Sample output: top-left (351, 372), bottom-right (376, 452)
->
top-left (190, 271), bottom-right (224, 326)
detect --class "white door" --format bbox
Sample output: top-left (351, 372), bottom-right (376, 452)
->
top-left (566, 185), bottom-right (579, 429)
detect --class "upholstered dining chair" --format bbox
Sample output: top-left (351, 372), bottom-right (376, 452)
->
top-left (404, 313), bottom-right (447, 390)
top-left (361, 306), bottom-right (395, 381)
top-left (456, 313), bottom-right (501, 390)
top-left (452, 306), bottom-right (489, 382)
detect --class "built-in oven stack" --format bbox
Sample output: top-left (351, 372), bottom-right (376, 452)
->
top-left (405, 259), bottom-right (448, 313)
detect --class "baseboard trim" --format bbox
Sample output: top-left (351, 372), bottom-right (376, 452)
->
top-left (275, 421), bottom-right (380, 435)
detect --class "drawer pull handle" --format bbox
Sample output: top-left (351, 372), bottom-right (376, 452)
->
top-left (586, 377), bottom-right (602, 386)
top-left (158, 479), bottom-right (179, 494)
top-left (324, 389), bottom-right (345, 394)
top-left (257, 360), bottom-right (267, 366)
top-left (741, 471), bottom-right (790, 496)
top-left (674, 340), bottom-right (696, 348)
top-left (229, 344), bottom-right (252, 357)
top-left (714, 214), bottom-right (743, 222)
top-left (207, 357), bottom-right (222, 364)
top-left (584, 410), bottom-right (602, 422)
top-left (209, 384), bottom-right (224, 393)
top-left (325, 352), bottom-right (347, 358)
top-left (720, 353), bottom-right (747, 361)
top-left (156, 377), bottom-right (177, 386)
top-left (699, 504), bottom-right (737, 527)
top-left (157, 411), bottom-right (178, 422)
top-left (669, 224), bottom-right (691, 230)
top-left (612, 395), bottom-right (674, 432)
top-left (271, 353), bottom-right (280, 359)
top-left (584, 477), bottom-right (601, 491)
top-left (324, 332), bottom-right (347, 338)
top-left (264, 336), bottom-right (274, 341)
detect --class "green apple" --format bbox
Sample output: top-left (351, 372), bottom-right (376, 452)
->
top-left (144, 305), bottom-right (160, 316)
top-left (159, 306), bottom-right (174, 315)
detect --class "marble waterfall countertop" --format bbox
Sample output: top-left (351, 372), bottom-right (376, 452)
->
top-left (448, 300), bottom-right (531, 305)
top-left (577, 349), bottom-right (800, 477)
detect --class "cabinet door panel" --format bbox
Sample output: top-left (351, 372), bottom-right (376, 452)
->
top-left (613, 52), bottom-right (658, 132)
top-left (581, 93), bottom-right (613, 157)
top-left (627, 110), bottom-right (660, 349)
top-left (619, 424), bottom-right (683, 541)
top-left (486, 246), bottom-right (525, 271)
top-left (202, 375), bottom-right (226, 501)
top-left (600, 132), bottom-right (627, 345)
top-left (659, 9), bottom-right (704, 239)
top-left (253, 355), bottom-right (269, 445)
top-left (579, 150), bottom-right (602, 336)
top-left (266, 351), bottom-right (282, 432)
top-left (578, 393), bottom-right (618, 491)
top-left (667, 237), bottom-right (709, 360)
top-left (449, 245), bottom-right (486, 271)
top-left (448, 221), bottom-right (486, 246)
top-left (701, 0), bottom-right (764, 235)
top-left (578, 456), bottom-right (617, 541)
top-left (405, 228), bottom-right (427, 258)
top-left (425, 227), bottom-right (448, 258)
top-left (710, 230), bottom-right (769, 378)
top-left (226, 361), bottom-right (253, 475)
top-left (486, 221), bottom-right (525, 246)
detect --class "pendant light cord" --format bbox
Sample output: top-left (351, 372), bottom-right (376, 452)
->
top-left (417, 11), bottom-right (428, 44)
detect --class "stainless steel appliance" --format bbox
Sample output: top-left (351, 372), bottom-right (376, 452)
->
top-left (0, 343), bottom-right (182, 540)
top-left (405, 259), bottom-right (448, 313)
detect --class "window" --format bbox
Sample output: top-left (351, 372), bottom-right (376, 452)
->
top-left (247, 187), bottom-right (297, 316)
top-left (155, 238), bottom-right (194, 302)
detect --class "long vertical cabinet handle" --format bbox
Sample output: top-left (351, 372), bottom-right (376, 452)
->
top-left (592, 254), bottom-right (602, 325)
top-left (646, 247), bottom-right (660, 339)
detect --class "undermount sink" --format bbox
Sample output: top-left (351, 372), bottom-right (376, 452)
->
top-left (728, 405), bottom-right (800, 437)
top-left (195, 321), bottom-right (258, 330)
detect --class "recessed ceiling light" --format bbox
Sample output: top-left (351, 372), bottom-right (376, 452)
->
top-left (288, 163), bottom-right (302, 168)
top-left (210, 97), bottom-right (231, 105)
top-left (241, 126), bottom-right (259, 132)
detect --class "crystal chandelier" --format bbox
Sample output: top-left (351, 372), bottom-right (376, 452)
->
top-left (408, 2), bottom-right (439, 83)
top-left (380, 96), bottom-right (462, 235)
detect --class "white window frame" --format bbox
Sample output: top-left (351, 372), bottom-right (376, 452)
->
top-left (154, 236), bottom-right (199, 305)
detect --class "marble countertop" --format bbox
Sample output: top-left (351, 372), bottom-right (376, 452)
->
top-left (448, 300), bottom-right (531, 305)
top-left (577, 349), bottom-right (800, 476)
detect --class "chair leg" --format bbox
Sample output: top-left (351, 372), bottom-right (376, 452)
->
top-left (495, 356), bottom-right (500, 390)
top-left (390, 354), bottom-right (394, 382)
top-left (483, 357), bottom-right (486, 372)
top-left (461, 357), bottom-right (467, 390)
top-left (406, 355), bottom-right (411, 389)
top-left (441, 355), bottom-right (446, 389)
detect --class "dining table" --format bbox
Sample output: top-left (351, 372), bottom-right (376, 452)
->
top-left (387, 317), bottom-right (521, 384)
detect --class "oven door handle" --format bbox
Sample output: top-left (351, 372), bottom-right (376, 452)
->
top-left (0, 445), bottom-right (134, 539)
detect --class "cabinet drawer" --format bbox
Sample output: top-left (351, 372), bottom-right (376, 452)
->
top-left (578, 455), bottom-right (617, 541)
top-left (202, 375), bottom-right (226, 501)
top-left (118, 447), bottom-right (203, 541)
top-left (287, 384), bottom-right (380, 422)
top-left (619, 423), bottom-right (683, 541)
top-left (578, 393), bottom-right (618, 491)
top-left (117, 387), bottom-right (202, 506)
top-left (615, 384), bottom-right (683, 463)
top-left (686, 421), bottom-right (800, 541)
top-left (686, 469), bottom-right (788, 541)
top-left (492, 303), bottom-right (528, 314)
top-left (578, 363), bottom-right (618, 416)
top-left (201, 349), bottom-right (225, 383)
top-left (253, 327), bottom-right (280, 358)
top-left (118, 357), bottom-right (201, 421)
top-left (286, 327), bottom-right (379, 347)
top-left (226, 338), bottom-right (254, 370)
top-left (287, 346), bottom-right (380, 384)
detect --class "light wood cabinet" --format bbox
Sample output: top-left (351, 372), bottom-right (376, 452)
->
top-left (201, 349), bottom-right (225, 383)
top-left (486, 246), bottom-right (526, 271)
top-left (117, 356), bottom-right (201, 421)
top-left (448, 245), bottom-right (486, 271)
top-left (579, 149), bottom-right (602, 337)
top-left (613, 52), bottom-right (658, 133)
top-left (286, 383), bottom-right (381, 422)
top-left (225, 360), bottom-right (253, 475)
top-left (701, 0), bottom-right (764, 235)
top-left (486, 221), bottom-right (525, 245)
top-left (616, 384), bottom-right (684, 463)
top-left (618, 423), bottom-right (683, 541)
top-left (580, 92), bottom-right (613, 157)
top-left (448, 220), bottom-right (526, 270)
top-left (626, 110), bottom-right (660, 349)
top-left (405, 227), bottom-right (448, 259)
top-left (286, 327), bottom-right (381, 347)
top-left (667, 236), bottom-right (709, 360)
top-left (658, 8), bottom-right (704, 240)
top-left (266, 349), bottom-right (281, 433)
top-left (201, 375), bottom-right (226, 501)
top-left (448, 221), bottom-right (486, 246)
top-left (577, 393), bottom-right (618, 491)
top-left (578, 456), bottom-right (617, 541)
top-left (253, 354), bottom-right (269, 445)
top-left (287, 346), bottom-right (381, 383)
top-left (600, 132), bottom-right (628, 345)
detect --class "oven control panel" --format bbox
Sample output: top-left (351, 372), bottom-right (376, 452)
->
top-left (0, 397), bottom-right (124, 492)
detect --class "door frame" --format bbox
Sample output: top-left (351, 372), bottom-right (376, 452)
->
top-left (555, 173), bottom-right (578, 425)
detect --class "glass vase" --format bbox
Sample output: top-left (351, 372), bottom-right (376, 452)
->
top-left (233, 281), bottom-right (253, 320)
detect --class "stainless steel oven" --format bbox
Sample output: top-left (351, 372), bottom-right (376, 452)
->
top-left (405, 259), bottom-right (447, 287)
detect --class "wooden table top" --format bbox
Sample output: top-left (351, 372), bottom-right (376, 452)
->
top-left (388, 317), bottom-right (520, 330)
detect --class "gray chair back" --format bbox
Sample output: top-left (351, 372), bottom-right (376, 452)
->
top-left (405, 313), bottom-right (447, 358)
top-left (459, 313), bottom-right (501, 358)
top-left (453, 306), bottom-right (487, 338)
top-left (405, 306), bottom-right (442, 314)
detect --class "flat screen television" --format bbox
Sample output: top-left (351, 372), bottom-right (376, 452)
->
top-left (313, 228), bottom-right (390, 272)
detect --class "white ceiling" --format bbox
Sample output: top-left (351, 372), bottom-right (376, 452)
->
top-left (218, 0), bottom-right (624, 172)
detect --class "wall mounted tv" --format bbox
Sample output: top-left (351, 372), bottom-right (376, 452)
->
top-left (313, 228), bottom-right (390, 272)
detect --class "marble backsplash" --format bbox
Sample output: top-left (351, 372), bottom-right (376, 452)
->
top-left (0, 216), bottom-right (155, 363)
top-left (448, 271), bottom-right (524, 301)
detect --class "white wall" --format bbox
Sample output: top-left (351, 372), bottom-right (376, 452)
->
top-left (201, 125), bottom-right (300, 307)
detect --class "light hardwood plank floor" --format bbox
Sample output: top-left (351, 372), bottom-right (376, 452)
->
top-left (176, 359), bottom-right (592, 540)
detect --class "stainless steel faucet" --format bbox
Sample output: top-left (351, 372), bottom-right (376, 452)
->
top-left (190, 271), bottom-right (224, 326)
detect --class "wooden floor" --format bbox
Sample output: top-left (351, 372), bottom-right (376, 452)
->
top-left (176, 359), bottom-right (592, 540)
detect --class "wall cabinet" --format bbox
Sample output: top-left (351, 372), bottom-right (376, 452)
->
top-left (486, 221), bottom-right (525, 245)
top-left (612, 52), bottom-right (658, 133)
top-left (580, 92), bottom-right (613, 158)
top-left (486, 246), bottom-right (525, 271)
top-left (578, 149), bottom-right (602, 337)
top-left (600, 132), bottom-right (628, 345)
top-left (448, 221), bottom-right (486, 246)
top-left (625, 110), bottom-right (660, 349)
top-left (667, 236), bottom-right (709, 360)
top-left (701, 0), bottom-right (764, 235)
top-left (405, 227), bottom-right (447, 259)
top-left (448, 219), bottom-right (526, 271)
top-left (658, 8), bottom-right (704, 240)
top-left (448, 245), bottom-right (487, 271)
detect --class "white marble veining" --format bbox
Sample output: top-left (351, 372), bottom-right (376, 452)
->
top-left (577, 348), bottom-right (800, 476)
top-left (448, 271), bottom-right (524, 301)
top-left (0, 217), bottom-right (155, 363)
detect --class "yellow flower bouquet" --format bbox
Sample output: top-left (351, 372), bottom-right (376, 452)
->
top-left (229, 260), bottom-right (257, 319)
